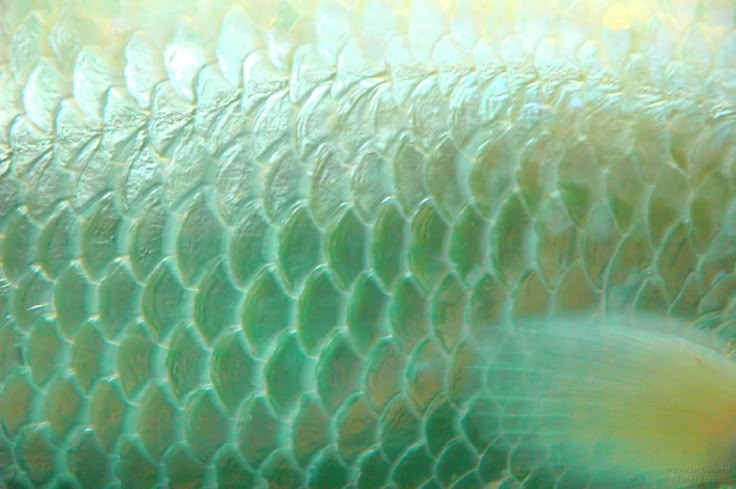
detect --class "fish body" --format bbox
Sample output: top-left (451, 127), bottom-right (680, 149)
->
top-left (0, 0), bottom-right (736, 488)
top-left (484, 316), bottom-right (736, 488)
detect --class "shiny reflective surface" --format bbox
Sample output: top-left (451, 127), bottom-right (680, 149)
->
top-left (0, 0), bottom-right (735, 487)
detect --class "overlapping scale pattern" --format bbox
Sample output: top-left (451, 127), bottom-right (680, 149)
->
top-left (0, 0), bottom-right (735, 487)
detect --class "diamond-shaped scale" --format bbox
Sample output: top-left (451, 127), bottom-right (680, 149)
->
top-left (262, 150), bottom-right (307, 225)
top-left (71, 320), bottom-right (114, 393)
top-left (406, 337), bottom-right (446, 414)
top-left (66, 428), bottom-right (113, 489)
top-left (347, 272), bottom-right (389, 354)
top-left (166, 322), bottom-right (209, 402)
top-left (326, 208), bottom-right (367, 290)
top-left (388, 275), bottom-right (429, 353)
top-left (657, 222), bottom-right (697, 302)
top-left (210, 328), bottom-right (257, 415)
top-left (534, 194), bottom-right (577, 289)
top-left (356, 449), bottom-right (390, 489)
top-left (117, 435), bottom-right (161, 489)
top-left (194, 258), bottom-right (242, 345)
top-left (2, 209), bottom-right (38, 284)
top-left (579, 202), bottom-right (621, 290)
top-left (393, 138), bottom-right (429, 216)
top-left (16, 423), bottom-right (58, 486)
top-left (291, 394), bottom-right (331, 467)
top-left (237, 393), bottom-right (285, 469)
top-left (606, 154), bottom-right (646, 234)
top-left (214, 444), bottom-right (258, 488)
top-left (297, 266), bottom-right (344, 355)
top-left (241, 266), bottom-right (293, 357)
top-left (690, 171), bottom-right (731, 252)
top-left (121, 146), bottom-right (165, 218)
top-left (435, 438), bottom-right (477, 487)
top-left (390, 443), bottom-right (434, 488)
top-left (447, 340), bottom-right (484, 407)
top-left (214, 142), bottom-right (261, 227)
top-left (128, 199), bottom-right (171, 281)
top-left (316, 330), bottom-right (362, 414)
top-left (448, 204), bottom-right (488, 284)
top-left (229, 203), bottom-right (277, 287)
top-left (141, 259), bottom-right (193, 340)
top-left (260, 450), bottom-right (305, 488)
top-left (43, 374), bottom-right (85, 442)
top-left (427, 138), bottom-right (472, 222)
top-left (308, 147), bottom-right (350, 229)
top-left (163, 442), bottom-right (208, 487)
top-left (371, 199), bottom-right (408, 289)
top-left (425, 396), bottom-right (457, 456)
top-left (488, 193), bottom-right (532, 287)
top-left (264, 331), bottom-right (312, 415)
top-left (408, 200), bottom-right (449, 292)
top-left (510, 271), bottom-right (550, 320)
top-left (136, 380), bottom-right (182, 460)
top-left (469, 131), bottom-right (519, 219)
top-left (478, 438), bottom-right (512, 485)
top-left (89, 378), bottom-right (131, 452)
top-left (553, 260), bottom-right (600, 314)
top-left (81, 194), bottom-right (126, 280)
top-left (430, 273), bottom-right (468, 353)
top-left (184, 387), bottom-right (231, 462)
top-left (0, 371), bottom-right (37, 438)
top-left (27, 318), bottom-right (68, 387)
top-left (336, 393), bottom-right (379, 464)
top-left (461, 397), bottom-right (500, 453)
top-left (647, 164), bottom-right (689, 247)
top-left (117, 322), bottom-right (161, 400)
top-left (0, 321), bottom-right (23, 382)
top-left (351, 150), bottom-right (393, 224)
top-left (54, 263), bottom-right (95, 338)
top-left (380, 394), bottom-right (420, 463)
top-left (556, 138), bottom-right (602, 228)
top-left (307, 446), bottom-right (350, 489)
top-left (278, 203), bottom-right (323, 291)
top-left (365, 338), bottom-right (404, 413)
top-left (99, 260), bottom-right (141, 339)
top-left (12, 268), bottom-right (53, 331)
top-left (176, 193), bottom-right (226, 287)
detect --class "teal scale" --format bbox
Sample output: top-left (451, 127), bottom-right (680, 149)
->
top-left (0, 1), bottom-right (736, 488)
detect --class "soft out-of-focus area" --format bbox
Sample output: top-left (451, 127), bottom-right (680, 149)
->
top-left (1, 0), bottom-right (736, 488)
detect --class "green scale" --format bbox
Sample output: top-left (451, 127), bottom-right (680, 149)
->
top-left (0, 1), bottom-right (735, 488)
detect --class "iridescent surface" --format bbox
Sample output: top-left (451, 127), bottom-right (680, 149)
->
top-left (0, 0), bottom-right (735, 487)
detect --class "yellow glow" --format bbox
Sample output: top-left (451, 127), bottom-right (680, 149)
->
top-left (602, 2), bottom-right (638, 30)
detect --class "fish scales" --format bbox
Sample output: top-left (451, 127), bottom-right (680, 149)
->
top-left (0, 0), bottom-right (735, 488)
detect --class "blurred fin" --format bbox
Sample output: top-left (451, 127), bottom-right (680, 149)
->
top-left (480, 315), bottom-right (736, 488)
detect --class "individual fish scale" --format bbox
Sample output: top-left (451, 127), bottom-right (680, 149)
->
top-left (2, 209), bottom-right (39, 284)
top-left (26, 317), bottom-right (67, 388)
top-left (117, 434), bottom-right (160, 488)
top-left (176, 194), bottom-right (227, 288)
top-left (0, 1), bottom-right (735, 488)
top-left (430, 273), bottom-right (469, 354)
top-left (263, 331), bottom-right (312, 416)
top-left (117, 322), bottom-right (162, 400)
top-left (54, 263), bottom-right (95, 336)
top-left (0, 321), bottom-right (24, 383)
top-left (137, 379), bottom-right (182, 461)
top-left (66, 428), bottom-right (112, 489)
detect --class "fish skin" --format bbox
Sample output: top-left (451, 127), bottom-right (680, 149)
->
top-left (0, 0), bottom-right (735, 488)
